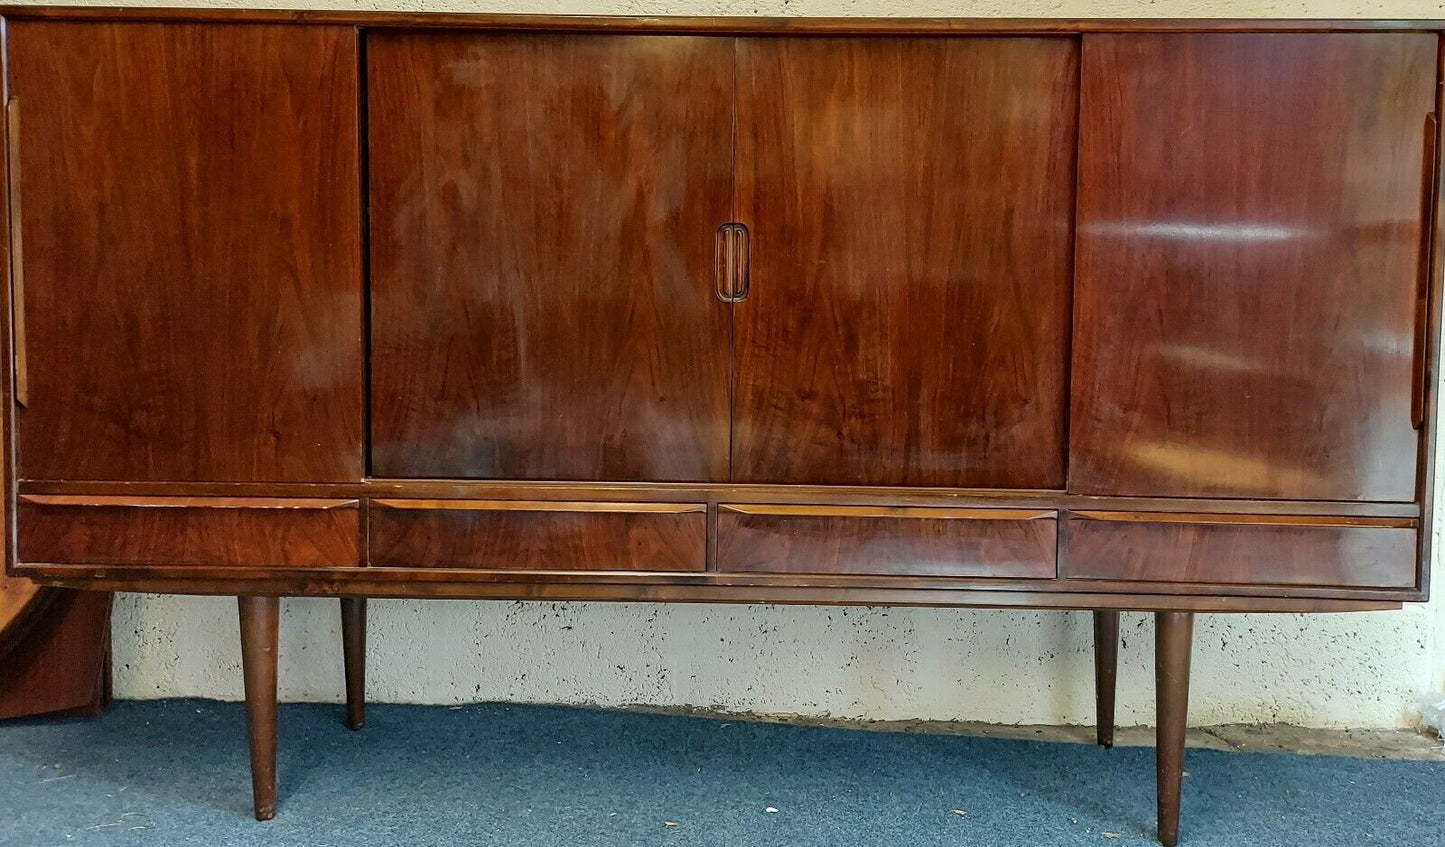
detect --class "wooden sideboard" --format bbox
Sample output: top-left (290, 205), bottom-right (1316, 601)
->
top-left (3, 9), bottom-right (1441, 844)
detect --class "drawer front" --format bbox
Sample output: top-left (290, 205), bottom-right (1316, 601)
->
top-left (18, 495), bottom-right (362, 567)
top-left (368, 500), bottom-right (707, 571)
top-left (717, 505), bottom-right (1057, 578)
top-left (1063, 512), bottom-right (1417, 588)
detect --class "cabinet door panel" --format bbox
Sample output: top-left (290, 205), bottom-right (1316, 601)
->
top-left (9, 22), bottom-right (364, 482)
top-left (732, 38), bottom-right (1078, 487)
top-left (368, 33), bottom-right (733, 481)
top-left (1070, 34), bottom-right (1437, 500)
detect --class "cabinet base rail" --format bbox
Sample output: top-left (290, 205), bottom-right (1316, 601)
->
top-left (233, 597), bottom-right (1193, 844)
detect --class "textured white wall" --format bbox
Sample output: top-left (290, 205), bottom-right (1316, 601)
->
top-left (30, 0), bottom-right (1445, 729)
top-left (113, 596), bottom-right (1442, 728)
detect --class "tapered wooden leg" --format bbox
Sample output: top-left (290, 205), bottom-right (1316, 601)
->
top-left (238, 596), bottom-right (280, 821)
top-left (341, 597), bottom-right (366, 731)
top-left (1155, 611), bottom-right (1194, 847)
top-left (1093, 609), bottom-right (1120, 749)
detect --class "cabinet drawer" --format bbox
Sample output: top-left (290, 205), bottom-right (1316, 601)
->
top-left (368, 500), bottom-right (707, 571)
top-left (716, 505), bottom-right (1057, 578)
top-left (1063, 512), bottom-right (1417, 588)
top-left (18, 495), bottom-right (362, 567)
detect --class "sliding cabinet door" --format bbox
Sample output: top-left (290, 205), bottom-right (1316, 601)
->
top-left (731, 38), bottom-right (1078, 487)
top-left (368, 33), bottom-right (733, 481)
top-left (1070, 34), bottom-right (1437, 500)
top-left (8, 22), bottom-right (364, 482)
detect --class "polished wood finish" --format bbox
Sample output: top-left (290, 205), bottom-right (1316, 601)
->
top-left (2, 18), bottom-right (1441, 846)
top-left (1070, 33), bottom-right (1438, 501)
top-left (732, 37), bottom-right (1077, 487)
top-left (1, 32), bottom-right (23, 580)
top-left (20, 563), bottom-right (1413, 603)
top-left (7, 21), bottom-right (363, 483)
top-left (369, 500), bottom-right (707, 571)
top-left (1093, 609), bottom-right (1119, 748)
top-left (1064, 512), bottom-right (1417, 589)
top-left (24, 571), bottom-right (1402, 614)
top-left (368, 32), bottom-right (732, 481)
top-left (4, 8), bottom-right (1441, 32)
top-left (18, 496), bottom-right (362, 569)
top-left (238, 595), bottom-right (279, 821)
top-left (716, 505), bottom-right (1056, 578)
top-left (1415, 45), bottom-right (1445, 610)
top-left (19, 540), bottom-right (1421, 598)
top-left (7, 100), bottom-right (27, 409)
top-left (1412, 111), bottom-right (1439, 430)
top-left (18, 478), bottom-right (1422, 518)
top-left (0, 588), bottom-right (109, 720)
top-left (340, 597), bottom-right (365, 731)
top-left (1155, 611), bottom-right (1193, 847)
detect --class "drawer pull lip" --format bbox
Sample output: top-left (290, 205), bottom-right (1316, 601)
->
top-left (1413, 110), bottom-right (1440, 429)
top-left (720, 503), bottom-right (1054, 520)
top-left (6, 98), bottom-right (25, 408)
top-left (371, 498), bottom-right (706, 514)
top-left (1069, 509), bottom-right (1416, 528)
top-left (17, 494), bottom-right (359, 510)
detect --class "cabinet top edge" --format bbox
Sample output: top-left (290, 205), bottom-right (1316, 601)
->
top-left (0, 10), bottom-right (1440, 33)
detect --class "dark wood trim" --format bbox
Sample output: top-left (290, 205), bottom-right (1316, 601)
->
top-left (14, 479), bottom-right (1422, 518)
top-left (12, 560), bottom-right (1425, 601)
top-left (16, 568), bottom-right (1404, 612)
top-left (0, 9), bottom-right (1440, 33)
top-left (5, 97), bottom-right (22, 409)
top-left (1416, 35), bottom-right (1445, 605)
top-left (1412, 112), bottom-right (1438, 429)
top-left (1, 30), bottom-right (16, 580)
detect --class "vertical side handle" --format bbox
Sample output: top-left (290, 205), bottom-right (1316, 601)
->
top-left (1414, 112), bottom-right (1440, 430)
top-left (714, 223), bottom-right (733, 301)
top-left (6, 98), bottom-right (26, 408)
top-left (731, 223), bottom-right (749, 302)
top-left (714, 222), bottom-right (750, 303)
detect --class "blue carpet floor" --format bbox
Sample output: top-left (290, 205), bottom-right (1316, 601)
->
top-left (1, 700), bottom-right (1442, 846)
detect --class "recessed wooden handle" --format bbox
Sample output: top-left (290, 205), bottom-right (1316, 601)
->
top-left (1412, 111), bottom-right (1439, 430)
top-left (714, 222), bottom-right (750, 303)
top-left (6, 99), bottom-right (26, 409)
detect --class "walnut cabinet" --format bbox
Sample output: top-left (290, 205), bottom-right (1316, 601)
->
top-left (4, 11), bottom-right (1443, 845)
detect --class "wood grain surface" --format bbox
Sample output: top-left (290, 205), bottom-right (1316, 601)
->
top-left (732, 37), bottom-right (1078, 487)
top-left (368, 32), bottom-right (733, 481)
top-left (8, 22), bottom-right (364, 482)
top-left (1070, 33), bottom-right (1438, 500)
